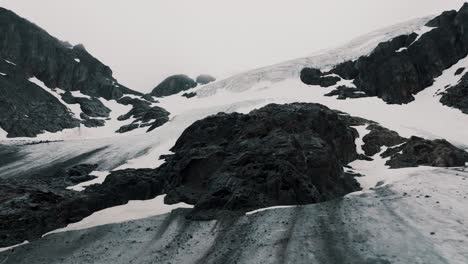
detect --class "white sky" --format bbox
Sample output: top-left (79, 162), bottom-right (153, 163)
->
top-left (0, 0), bottom-right (465, 92)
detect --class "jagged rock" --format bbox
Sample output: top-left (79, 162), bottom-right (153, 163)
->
top-left (0, 8), bottom-right (145, 137)
top-left (116, 96), bottom-right (170, 133)
top-left (455, 67), bottom-right (465, 75)
top-left (196, 74), bottom-right (216, 85)
top-left (0, 61), bottom-right (80, 137)
top-left (182, 92), bottom-right (197, 98)
top-left (302, 4), bottom-right (468, 104)
top-left (62, 92), bottom-right (110, 118)
top-left (160, 103), bottom-right (361, 219)
top-left (362, 124), bottom-right (407, 156)
top-left (300, 68), bottom-right (340, 87)
top-left (82, 118), bottom-right (105, 128)
top-left (440, 72), bottom-right (468, 114)
top-left (150, 74), bottom-right (198, 97)
top-left (142, 94), bottom-right (157, 103)
top-left (382, 136), bottom-right (468, 168)
top-left (116, 123), bottom-right (140, 133)
top-left (324, 86), bottom-right (368, 99)
top-left (0, 164), bottom-right (99, 247)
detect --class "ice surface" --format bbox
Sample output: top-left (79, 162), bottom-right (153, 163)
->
top-left (43, 194), bottom-right (193, 236)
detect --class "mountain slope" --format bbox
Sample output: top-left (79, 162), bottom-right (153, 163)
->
top-left (0, 7), bottom-right (169, 138)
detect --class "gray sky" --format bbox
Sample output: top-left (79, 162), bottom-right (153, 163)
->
top-left (0, 0), bottom-right (465, 92)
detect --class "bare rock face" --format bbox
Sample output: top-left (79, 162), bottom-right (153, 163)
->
top-left (160, 103), bottom-right (362, 219)
top-left (301, 3), bottom-right (468, 105)
top-left (300, 68), bottom-right (340, 87)
top-left (0, 164), bottom-right (98, 247)
top-left (116, 96), bottom-right (170, 133)
top-left (362, 124), bottom-right (407, 156)
top-left (0, 8), bottom-right (144, 137)
top-left (382, 136), bottom-right (468, 168)
top-left (440, 72), bottom-right (468, 114)
top-left (150, 74), bottom-right (198, 97)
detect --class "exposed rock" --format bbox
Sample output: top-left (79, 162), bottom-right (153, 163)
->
top-left (382, 136), bottom-right (468, 168)
top-left (300, 68), bottom-right (340, 87)
top-left (196, 74), bottom-right (216, 85)
top-left (81, 117), bottom-right (105, 128)
top-left (182, 92), bottom-right (197, 98)
top-left (324, 86), bottom-right (368, 100)
top-left (150, 74), bottom-right (198, 97)
top-left (0, 7), bottom-right (143, 137)
top-left (116, 96), bottom-right (170, 133)
top-left (302, 4), bottom-right (468, 104)
top-left (0, 60), bottom-right (80, 137)
top-left (362, 124), bottom-right (407, 156)
top-left (116, 123), bottom-right (140, 133)
top-left (455, 67), bottom-right (465, 75)
top-left (160, 103), bottom-right (361, 219)
top-left (0, 164), bottom-right (98, 247)
top-left (440, 72), bottom-right (468, 114)
top-left (62, 92), bottom-right (110, 118)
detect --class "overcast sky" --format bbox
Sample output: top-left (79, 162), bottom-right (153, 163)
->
top-left (0, 0), bottom-right (466, 92)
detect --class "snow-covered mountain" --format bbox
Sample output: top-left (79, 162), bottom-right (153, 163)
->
top-left (1, 3), bottom-right (468, 264)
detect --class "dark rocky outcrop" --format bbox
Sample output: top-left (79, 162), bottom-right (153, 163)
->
top-left (302, 3), bottom-right (468, 105)
top-left (0, 60), bottom-right (80, 137)
top-left (0, 7), bottom-right (147, 137)
top-left (455, 67), bottom-right (465, 75)
top-left (362, 124), bottom-right (407, 156)
top-left (0, 8), bottom-right (140, 100)
top-left (382, 136), bottom-right (468, 168)
top-left (159, 103), bottom-right (362, 219)
top-left (0, 164), bottom-right (97, 247)
top-left (324, 86), bottom-right (368, 99)
top-left (62, 92), bottom-right (110, 118)
top-left (440, 72), bottom-right (468, 114)
top-left (116, 96), bottom-right (170, 133)
top-left (182, 92), bottom-right (197, 98)
top-left (196, 74), bottom-right (216, 85)
top-left (150, 74), bottom-right (198, 97)
top-left (300, 68), bottom-right (340, 87)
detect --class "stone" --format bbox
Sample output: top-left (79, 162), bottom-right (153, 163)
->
top-left (150, 75), bottom-right (197, 97)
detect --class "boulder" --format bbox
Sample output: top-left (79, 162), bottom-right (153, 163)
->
top-left (382, 136), bottom-right (468, 168)
top-left (150, 74), bottom-right (197, 97)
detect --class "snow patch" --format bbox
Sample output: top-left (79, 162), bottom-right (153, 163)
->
top-left (43, 194), bottom-right (193, 236)
top-left (246, 205), bottom-right (298, 215)
top-left (396, 47), bottom-right (407, 52)
top-left (0, 72), bottom-right (6, 76)
top-left (0, 241), bottom-right (29, 253)
top-left (70, 90), bottom-right (91, 99)
top-left (352, 125), bottom-right (371, 155)
top-left (74, 58), bottom-right (80, 63)
top-left (66, 171), bottom-right (110, 191)
top-left (28, 77), bottom-right (83, 120)
top-left (410, 26), bottom-right (437, 45)
top-left (4, 59), bottom-right (16, 66)
top-left (0, 127), bottom-right (8, 139)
